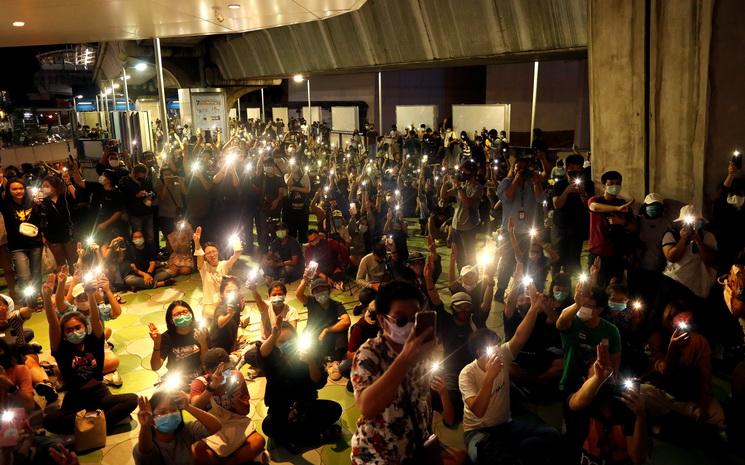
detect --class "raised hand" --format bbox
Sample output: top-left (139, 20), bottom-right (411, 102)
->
top-left (148, 323), bottom-right (161, 347)
top-left (430, 375), bottom-right (447, 395)
top-left (592, 342), bottom-right (614, 381)
top-left (484, 352), bottom-right (504, 381)
top-left (400, 326), bottom-right (435, 366)
top-left (57, 265), bottom-right (69, 285)
top-left (42, 273), bottom-right (56, 297)
top-left (136, 396), bottom-right (154, 428)
top-left (209, 362), bottom-right (225, 391)
top-left (193, 226), bottom-right (202, 244)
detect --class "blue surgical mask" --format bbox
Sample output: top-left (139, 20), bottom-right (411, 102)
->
top-left (606, 185), bottom-right (622, 196)
top-left (645, 204), bottom-right (663, 218)
top-left (553, 291), bottom-right (568, 302)
top-left (154, 412), bottom-right (182, 433)
top-left (608, 301), bottom-right (627, 312)
top-left (65, 329), bottom-right (87, 344)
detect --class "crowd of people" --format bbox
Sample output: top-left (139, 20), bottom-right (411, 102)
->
top-left (0, 116), bottom-right (743, 465)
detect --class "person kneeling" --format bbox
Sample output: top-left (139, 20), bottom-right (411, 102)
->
top-left (258, 316), bottom-right (342, 454)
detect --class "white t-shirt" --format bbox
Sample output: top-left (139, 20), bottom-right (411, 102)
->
top-left (199, 260), bottom-right (231, 307)
top-left (662, 230), bottom-right (717, 298)
top-left (459, 343), bottom-right (513, 432)
top-left (262, 302), bottom-right (299, 339)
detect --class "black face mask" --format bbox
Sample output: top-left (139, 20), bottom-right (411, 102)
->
top-left (517, 303), bottom-right (531, 315)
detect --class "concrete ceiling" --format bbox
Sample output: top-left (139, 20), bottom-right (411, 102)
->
top-left (211, 0), bottom-right (588, 80)
top-left (0, 0), bottom-right (366, 47)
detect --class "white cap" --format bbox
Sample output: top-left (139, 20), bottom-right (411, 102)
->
top-left (643, 193), bottom-right (664, 205)
top-left (674, 204), bottom-right (702, 222)
top-left (451, 292), bottom-right (472, 306)
top-left (72, 284), bottom-right (86, 298)
top-left (460, 265), bottom-right (478, 284)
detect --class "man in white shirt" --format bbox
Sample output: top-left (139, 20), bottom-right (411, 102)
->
top-left (355, 243), bottom-right (389, 291)
top-left (459, 289), bottom-right (560, 464)
top-left (193, 226), bottom-right (241, 320)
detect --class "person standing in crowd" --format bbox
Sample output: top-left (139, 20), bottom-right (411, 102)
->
top-left (629, 193), bottom-right (672, 305)
top-left (721, 256), bottom-right (745, 453)
top-left (256, 156), bottom-right (286, 253)
top-left (587, 170), bottom-right (635, 287)
top-left (351, 280), bottom-right (437, 464)
top-left (283, 161), bottom-right (311, 243)
top-left (1, 178), bottom-right (43, 304)
top-left (193, 226), bottom-right (242, 321)
top-left (440, 160), bottom-right (483, 269)
top-left (156, 166), bottom-right (186, 251)
top-left (459, 288), bottom-right (561, 465)
top-left (40, 175), bottom-right (76, 269)
top-left (551, 154), bottom-right (592, 277)
top-left (118, 164), bottom-right (157, 246)
top-left (495, 156), bottom-right (546, 301)
top-left (75, 168), bottom-right (126, 242)
top-left (712, 158), bottom-right (745, 271)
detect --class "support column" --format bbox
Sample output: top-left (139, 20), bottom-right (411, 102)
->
top-left (529, 61), bottom-right (539, 146)
top-left (260, 88), bottom-right (265, 121)
top-left (153, 37), bottom-right (170, 146)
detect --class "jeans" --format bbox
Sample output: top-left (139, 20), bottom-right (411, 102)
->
top-left (11, 248), bottom-right (42, 294)
top-left (128, 214), bottom-right (155, 245)
top-left (551, 230), bottom-right (584, 278)
top-left (124, 268), bottom-right (173, 290)
top-left (464, 420), bottom-right (561, 465)
top-left (496, 232), bottom-right (530, 292)
top-left (452, 227), bottom-right (479, 270)
top-left (42, 383), bottom-right (137, 435)
top-left (283, 208), bottom-right (309, 244)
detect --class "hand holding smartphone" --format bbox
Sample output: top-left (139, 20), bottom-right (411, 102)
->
top-left (414, 311), bottom-right (436, 343)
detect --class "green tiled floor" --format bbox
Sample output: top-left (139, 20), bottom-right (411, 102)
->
top-left (21, 230), bottom-right (744, 465)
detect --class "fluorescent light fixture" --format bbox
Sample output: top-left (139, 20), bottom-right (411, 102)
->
top-left (228, 3), bottom-right (241, 8)
top-left (76, 94), bottom-right (83, 99)
top-left (12, 21), bottom-right (25, 27)
top-left (134, 62), bottom-right (148, 72)
top-left (293, 74), bottom-right (304, 83)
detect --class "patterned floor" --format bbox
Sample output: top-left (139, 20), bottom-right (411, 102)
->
top-left (22, 234), bottom-right (744, 465)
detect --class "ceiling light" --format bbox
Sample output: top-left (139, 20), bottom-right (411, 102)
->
top-left (228, 3), bottom-right (240, 9)
top-left (76, 94), bottom-right (83, 99)
top-left (134, 62), bottom-right (147, 72)
top-left (12, 21), bottom-right (25, 27)
top-left (293, 74), bottom-right (304, 83)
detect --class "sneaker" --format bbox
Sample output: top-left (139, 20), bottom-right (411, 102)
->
top-left (103, 370), bottom-right (123, 388)
top-left (34, 381), bottom-right (58, 403)
top-left (328, 361), bottom-right (342, 381)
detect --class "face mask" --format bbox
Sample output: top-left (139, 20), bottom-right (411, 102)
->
top-left (553, 291), bottom-right (568, 302)
top-left (154, 412), bottom-right (182, 433)
top-left (133, 238), bottom-right (145, 246)
top-left (607, 301), bottom-right (627, 312)
top-left (462, 282), bottom-right (477, 292)
top-left (385, 319), bottom-right (413, 345)
top-left (314, 291), bottom-right (330, 305)
top-left (264, 167), bottom-right (274, 176)
top-left (76, 301), bottom-right (90, 312)
top-left (98, 176), bottom-right (107, 184)
top-left (577, 306), bottom-right (594, 321)
top-left (606, 185), bottom-right (622, 196)
top-left (42, 187), bottom-right (53, 196)
top-left (66, 329), bottom-right (87, 344)
top-left (269, 295), bottom-right (285, 306)
top-left (173, 314), bottom-right (193, 328)
top-left (517, 303), bottom-right (531, 314)
top-left (727, 194), bottom-right (745, 209)
top-left (109, 159), bottom-right (121, 168)
top-left (645, 204), bottom-right (663, 218)
top-left (334, 220), bottom-right (342, 227)
top-left (359, 225), bottom-right (368, 233)
top-left (276, 230), bottom-right (287, 239)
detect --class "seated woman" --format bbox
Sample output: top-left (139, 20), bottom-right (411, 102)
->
top-left (166, 220), bottom-right (195, 277)
top-left (209, 277), bottom-right (248, 354)
top-left (133, 390), bottom-right (222, 465)
top-left (41, 274), bottom-right (137, 435)
top-left (643, 301), bottom-right (725, 429)
top-left (149, 301), bottom-right (210, 388)
top-left (259, 316), bottom-right (342, 454)
top-left (191, 362), bottom-right (267, 465)
top-left (124, 230), bottom-right (174, 290)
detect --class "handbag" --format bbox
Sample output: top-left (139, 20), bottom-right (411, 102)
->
top-left (74, 409), bottom-right (106, 453)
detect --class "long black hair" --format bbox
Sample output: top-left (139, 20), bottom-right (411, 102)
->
top-left (165, 300), bottom-right (195, 333)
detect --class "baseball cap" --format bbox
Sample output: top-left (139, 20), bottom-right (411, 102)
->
top-left (674, 204), bottom-right (702, 223)
top-left (310, 278), bottom-right (331, 293)
top-left (451, 292), bottom-right (472, 306)
top-left (643, 193), bottom-right (664, 205)
top-left (460, 265), bottom-right (478, 284)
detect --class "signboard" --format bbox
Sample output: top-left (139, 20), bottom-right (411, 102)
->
top-left (190, 91), bottom-right (228, 138)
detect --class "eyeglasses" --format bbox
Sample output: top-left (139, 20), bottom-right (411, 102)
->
top-left (385, 314), bottom-right (413, 328)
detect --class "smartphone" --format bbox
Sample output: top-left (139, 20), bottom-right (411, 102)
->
top-left (732, 151), bottom-right (742, 169)
top-left (204, 129), bottom-right (213, 144)
top-left (0, 408), bottom-right (26, 447)
top-left (414, 311), bottom-right (436, 342)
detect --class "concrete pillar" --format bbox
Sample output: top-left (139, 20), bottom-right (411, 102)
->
top-left (588, 0), bottom-right (713, 210)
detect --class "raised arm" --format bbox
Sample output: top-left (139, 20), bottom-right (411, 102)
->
top-left (193, 226), bottom-right (205, 270)
top-left (42, 274), bottom-right (61, 352)
top-left (507, 286), bottom-right (544, 356)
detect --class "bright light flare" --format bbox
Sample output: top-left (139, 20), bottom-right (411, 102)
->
top-left (430, 360), bottom-right (441, 373)
top-left (191, 161), bottom-right (201, 173)
top-left (485, 346), bottom-right (496, 357)
top-left (579, 273), bottom-right (589, 284)
top-left (521, 275), bottom-right (533, 288)
top-left (623, 378), bottom-right (635, 390)
top-left (677, 321), bottom-right (689, 331)
top-left (529, 227), bottom-right (538, 239)
top-left (86, 236), bottom-right (95, 246)
top-left (632, 300), bottom-right (642, 310)
top-left (297, 333), bottom-right (313, 354)
top-left (161, 372), bottom-right (183, 392)
top-left (683, 215), bottom-right (696, 226)
top-left (1, 410), bottom-right (14, 423)
top-left (229, 234), bottom-right (242, 251)
top-left (477, 248), bottom-right (494, 268)
top-left (23, 285), bottom-right (35, 297)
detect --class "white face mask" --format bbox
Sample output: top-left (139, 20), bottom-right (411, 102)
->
top-left (269, 295), bottom-right (285, 306)
top-left (98, 175), bottom-right (107, 185)
top-left (577, 306), bottom-right (594, 321)
top-left (385, 319), bottom-right (413, 345)
top-left (727, 194), bottom-right (745, 209)
top-left (462, 282), bottom-right (477, 292)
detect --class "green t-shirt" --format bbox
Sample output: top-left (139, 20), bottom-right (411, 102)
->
top-left (559, 316), bottom-right (621, 392)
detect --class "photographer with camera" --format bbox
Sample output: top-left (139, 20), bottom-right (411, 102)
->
top-left (118, 164), bottom-right (157, 247)
top-left (494, 155), bottom-right (546, 301)
top-left (440, 160), bottom-right (483, 270)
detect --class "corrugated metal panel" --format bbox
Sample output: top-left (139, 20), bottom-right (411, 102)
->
top-left (211, 0), bottom-right (587, 79)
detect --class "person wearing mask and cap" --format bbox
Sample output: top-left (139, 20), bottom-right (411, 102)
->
top-left (629, 193), bottom-right (672, 305)
top-left (587, 170), bottom-right (636, 287)
top-left (295, 276), bottom-right (351, 379)
top-left (441, 160), bottom-right (483, 270)
top-left (340, 301), bottom-right (380, 392)
top-left (118, 164), bottom-right (157, 247)
top-left (448, 251), bottom-right (486, 326)
top-left (654, 204), bottom-right (717, 334)
top-left (556, 278), bottom-right (621, 455)
top-left (262, 222), bottom-right (304, 284)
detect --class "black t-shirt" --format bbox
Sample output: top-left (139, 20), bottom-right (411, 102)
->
top-left (504, 310), bottom-right (562, 370)
top-left (433, 303), bottom-right (473, 378)
top-left (118, 176), bottom-right (155, 217)
top-left (86, 182), bottom-right (124, 221)
top-left (552, 177), bottom-right (591, 239)
top-left (259, 347), bottom-right (326, 416)
top-left (259, 174), bottom-right (284, 211)
top-left (159, 330), bottom-right (203, 379)
top-left (305, 296), bottom-right (347, 338)
top-left (52, 332), bottom-right (104, 390)
top-left (1, 198), bottom-right (43, 250)
top-left (209, 302), bottom-right (242, 353)
top-left (268, 237), bottom-right (304, 276)
top-left (127, 244), bottom-right (156, 273)
top-left (41, 195), bottom-right (74, 243)
top-left (95, 164), bottom-right (129, 186)
top-left (448, 282), bottom-right (485, 327)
